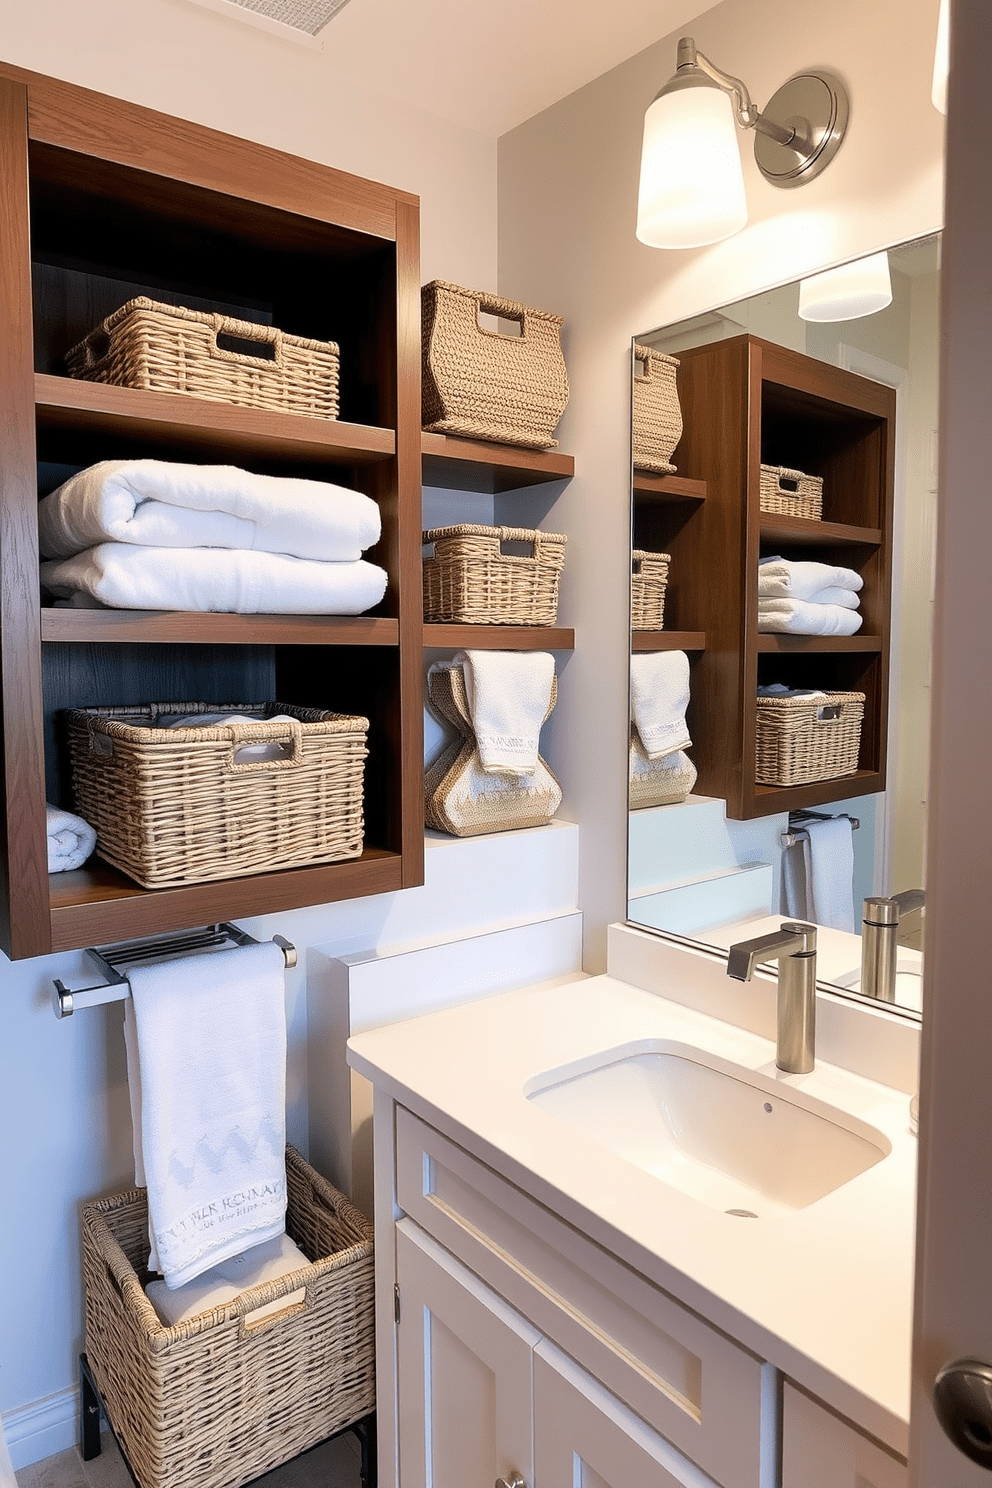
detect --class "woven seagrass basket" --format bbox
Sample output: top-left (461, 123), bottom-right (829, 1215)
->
top-left (423, 524), bottom-right (566, 625)
top-left (629, 730), bottom-right (697, 809)
top-left (66, 297), bottom-right (340, 420)
top-left (66, 701), bottom-right (367, 888)
top-left (82, 1148), bottom-right (375, 1488)
top-left (632, 345), bottom-right (682, 474)
top-left (759, 464), bottom-right (823, 521)
top-left (422, 281), bottom-right (569, 449)
top-left (755, 690), bottom-right (864, 787)
top-left (631, 550), bottom-right (671, 630)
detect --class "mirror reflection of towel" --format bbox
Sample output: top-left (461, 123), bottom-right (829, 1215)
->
top-left (783, 818), bottom-right (855, 932)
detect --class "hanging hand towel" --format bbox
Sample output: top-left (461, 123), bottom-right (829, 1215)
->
top-left (40, 545), bottom-right (387, 615)
top-left (782, 835), bottom-right (814, 921)
top-left (758, 598), bottom-right (863, 635)
top-left (38, 459), bottom-right (381, 563)
top-left (123, 940), bottom-right (288, 1289)
top-left (630, 650), bottom-right (691, 760)
top-left (451, 650), bottom-right (555, 776)
top-left (758, 557), bottom-right (863, 600)
top-left (46, 804), bottom-right (96, 872)
top-left (805, 816), bottom-right (856, 933)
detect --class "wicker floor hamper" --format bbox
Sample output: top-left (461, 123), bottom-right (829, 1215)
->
top-left (81, 1148), bottom-right (375, 1488)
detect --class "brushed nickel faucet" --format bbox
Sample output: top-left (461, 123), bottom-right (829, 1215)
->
top-left (860, 890), bottom-right (925, 1002)
top-left (727, 922), bottom-right (817, 1074)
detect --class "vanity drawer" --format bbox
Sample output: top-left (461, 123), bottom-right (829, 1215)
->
top-left (782, 1384), bottom-right (908, 1488)
top-left (394, 1106), bottom-right (764, 1488)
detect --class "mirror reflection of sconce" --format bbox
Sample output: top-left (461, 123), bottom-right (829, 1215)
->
top-left (636, 36), bottom-right (850, 250)
top-left (932, 0), bottom-right (949, 114)
top-left (797, 251), bottom-right (893, 322)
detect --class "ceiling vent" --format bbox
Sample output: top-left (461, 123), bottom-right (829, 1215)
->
top-left (186, 0), bottom-right (354, 47)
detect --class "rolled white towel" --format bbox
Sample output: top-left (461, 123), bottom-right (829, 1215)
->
top-left (630, 651), bottom-right (691, 760)
top-left (47, 804), bottom-right (96, 872)
top-left (451, 650), bottom-right (555, 776)
top-left (758, 557), bottom-right (862, 600)
top-left (758, 598), bottom-right (863, 636)
top-left (40, 545), bottom-right (388, 616)
top-left (38, 459), bottom-right (381, 563)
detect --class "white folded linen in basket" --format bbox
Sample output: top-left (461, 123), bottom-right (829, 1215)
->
top-left (452, 650), bottom-right (556, 776)
top-left (38, 460), bottom-right (381, 562)
top-left (40, 545), bottom-right (387, 615)
top-left (46, 803), bottom-right (96, 872)
top-left (758, 557), bottom-right (863, 600)
top-left (124, 940), bottom-right (288, 1288)
top-left (758, 598), bottom-right (863, 635)
top-left (145, 1233), bottom-right (309, 1326)
top-left (630, 650), bottom-right (692, 760)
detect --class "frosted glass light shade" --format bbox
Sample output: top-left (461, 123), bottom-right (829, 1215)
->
top-left (932, 0), bottom-right (949, 113)
top-left (798, 252), bottom-right (893, 322)
top-left (636, 85), bottom-right (748, 249)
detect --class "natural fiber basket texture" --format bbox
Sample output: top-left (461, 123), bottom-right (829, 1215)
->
top-left (66, 701), bottom-right (367, 888)
top-left (66, 297), bottom-right (340, 420)
top-left (629, 730), bottom-right (697, 809)
top-left (424, 665), bottom-right (560, 836)
top-left (422, 280), bottom-right (569, 449)
top-left (632, 345), bottom-right (682, 474)
top-left (759, 465), bottom-right (823, 521)
top-left (755, 690), bottom-right (865, 787)
top-left (423, 524), bottom-right (566, 625)
top-left (631, 550), bottom-right (671, 631)
top-left (82, 1147), bottom-right (375, 1488)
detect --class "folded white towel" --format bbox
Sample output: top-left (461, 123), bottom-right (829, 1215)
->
top-left (451, 650), bottom-right (555, 776)
top-left (123, 941), bottom-right (288, 1288)
top-left (806, 816), bottom-right (855, 933)
top-left (145, 1233), bottom-right (309, 1327)
top-left (758, 557), bottom-right (862, 600)
top-left (163, 713), bottom-right (297, 763)
top-left (40, 545), bottom-right (387, 615)
top-left (805, 586), bottom-right (861, 611)
top-left (758, 598), bottom-right (863, 635)
top-left (46, 804), bottom-right (96, 872)
top-left (38, 460), bottom-right (380, 563)
top-left (630, 651), bottom-right (691, 760)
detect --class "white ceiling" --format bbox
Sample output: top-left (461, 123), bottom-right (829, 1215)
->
top-left (307, 0), bottom-right (712, 137)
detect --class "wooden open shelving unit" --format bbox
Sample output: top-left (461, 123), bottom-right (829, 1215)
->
top-left (655, 334), bottom-right (895, 820)
top-left (632, 631), bottom-right (706, 653)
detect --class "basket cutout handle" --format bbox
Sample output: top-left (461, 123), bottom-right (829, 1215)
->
top-left (237, 1287), bottom-right (311, 1337)
top-left (210, 315), bottom-right (284, 369)
top-left (816, 703), bottom-right (843, 722)
top-left (475, 294), bottom-right (527, 341)
top-left (78, 326), bottom-right (112, 370)
top-left (774, 467), bottom-right (807, 493)
top-left (634, 350), bottom-right (653, 382)
top-left (497, 526), bottom-right (543, 560)
top-left (223, 716), bottom-right (304, 772)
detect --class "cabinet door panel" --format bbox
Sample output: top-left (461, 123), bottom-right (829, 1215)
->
top-left (534, 1340), bottom-right (718, 1488)
top-left (396, 1218), bottom-right (538, 1488)
top-left (782, 1384), bottom-right (907, 1488)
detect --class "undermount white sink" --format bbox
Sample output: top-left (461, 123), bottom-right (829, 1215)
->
top-left (526, 1041), bottom-right (891, 1218)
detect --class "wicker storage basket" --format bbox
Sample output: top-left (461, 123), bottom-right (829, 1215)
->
top-left (422, 280), bottom-right (569, 449)
top-left (759, 464), bottom-right (823, 521)
top-left (66, 701), bottom-right (367, 888)
top-left (66, 297), bottom-right (340, 420)
top-left (423, 524), bottom-right (566, 625)
top-left (755, 690), bottom-right (865, 787)
top-left (629, 730), bottom-right (697, 809)
top-left (82, 1148), bottom-right (375, 1488)
top-left (632, 345), bottom-right (682, 474)
top-left (631, 550), bottom-right (671, 630)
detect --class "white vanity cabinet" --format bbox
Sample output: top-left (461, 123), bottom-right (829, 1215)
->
top-left (781, 1385), bottom-right (908, 1488)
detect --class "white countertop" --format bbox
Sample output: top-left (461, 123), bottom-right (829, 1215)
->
top-left (348, 971), bottom-right (917, 1456)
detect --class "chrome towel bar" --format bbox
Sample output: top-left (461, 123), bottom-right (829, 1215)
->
top-left (52, 922), bottom-right (297, 1019)
top-left (780, 809), bottom-right (860, 849)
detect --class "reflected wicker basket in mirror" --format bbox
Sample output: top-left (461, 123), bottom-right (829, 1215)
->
top-left (632, 344), bottom-right (682, 474)
top-left (631, 550), bottom-right (671, 630)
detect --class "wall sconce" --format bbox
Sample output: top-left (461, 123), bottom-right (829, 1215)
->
top-left (797, 251), bottom-right (893, 322)
top-left (636, 37), bottom-right (850, 250)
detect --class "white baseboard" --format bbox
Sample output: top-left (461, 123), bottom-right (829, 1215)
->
top-left (3, 1386), bottom-right (79, 1470)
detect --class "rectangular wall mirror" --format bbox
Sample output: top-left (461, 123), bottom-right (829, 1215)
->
top-left (627, 233), bottom-right (940, 1019)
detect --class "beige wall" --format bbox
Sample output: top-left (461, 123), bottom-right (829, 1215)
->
top-left (498, 0), bottom-right (945, 967)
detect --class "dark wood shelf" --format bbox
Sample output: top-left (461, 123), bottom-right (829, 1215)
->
top-left (48, 848), bottom-right (402, 951)
top-left (756, 634), bottom-right (882, 653)
top-left (424, 624), bottom-right (574, 650)
top-left (759, 513), bottom-right (882, 547)
top-left (752, 769), bottom-right (884, 816)
top-left (632, 472), bottom-right (707, 502)
top-left (41, 609), bottom-right (400, 646)
top-left (632, 631), bottom-right (705, 652)
top-left (35, 374), bottom-right (396, 466)
top-left (422, 430), bottom-right (574, 493)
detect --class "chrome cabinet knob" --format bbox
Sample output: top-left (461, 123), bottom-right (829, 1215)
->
top-left (934, 1358), bottom-right (992, 1466)
top-left (496, 1476), bottom-right (526, 1488)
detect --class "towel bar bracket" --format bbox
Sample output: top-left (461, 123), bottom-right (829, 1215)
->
top-left (52, 922), bottom-right (297, 1019)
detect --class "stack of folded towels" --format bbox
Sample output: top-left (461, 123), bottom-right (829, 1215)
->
top-left (758, 556), bottom-right (863, 636)
top-left (38, 459), bottom-right (387, 614)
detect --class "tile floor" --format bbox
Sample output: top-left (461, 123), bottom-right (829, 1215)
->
top-left (16, 1431), bottom-right (362, 1488)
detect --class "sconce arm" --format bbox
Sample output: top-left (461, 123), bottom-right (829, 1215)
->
top-left (677, 36), bottom-right (797, 148)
